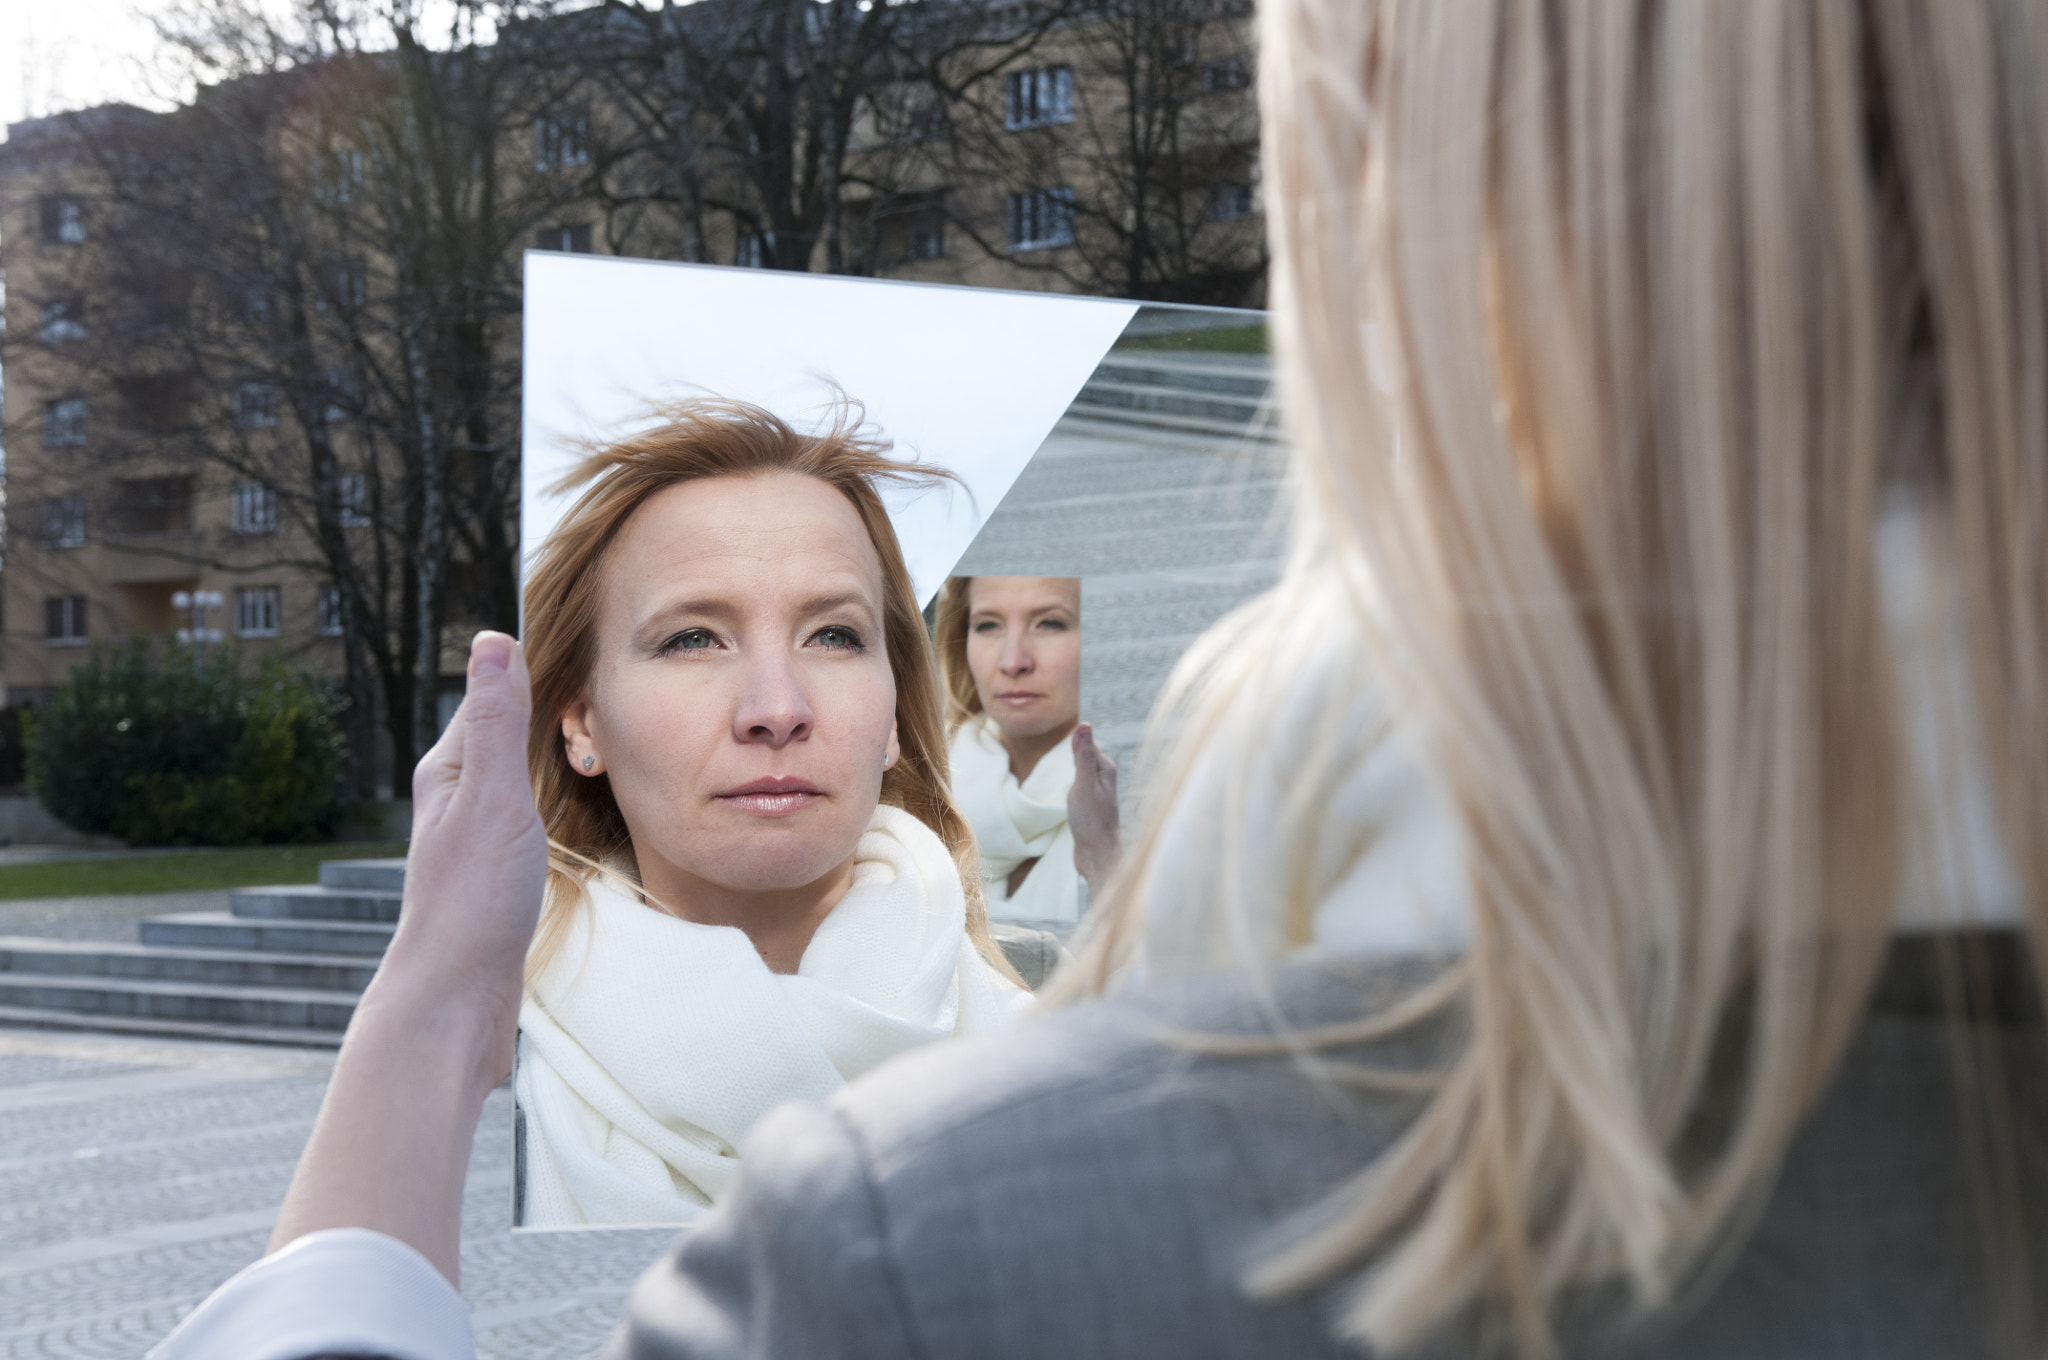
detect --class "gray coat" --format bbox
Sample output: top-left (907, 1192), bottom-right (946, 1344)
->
top-left (607, 953), bottom-right (2021, 1359)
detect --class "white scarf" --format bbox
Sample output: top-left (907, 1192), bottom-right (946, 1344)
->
top-left (514, 803), bottom-right (1034, 1229)
top-left (947, 713), bottom-right (1081, 925)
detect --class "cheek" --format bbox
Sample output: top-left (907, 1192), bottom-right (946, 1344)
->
top-left (1046, 635), bottom-right (1083, 691)
top-left (816, 663), bottom-right (898, 761)
top-left (966, 637), bottom-right (1001, 684)
top-left (592, 668), bottom-right (725, 783)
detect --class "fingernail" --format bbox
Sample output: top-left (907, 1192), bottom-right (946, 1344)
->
top-left (472, 632), bottom-right (510, 677)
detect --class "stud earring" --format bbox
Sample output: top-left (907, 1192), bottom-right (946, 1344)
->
top-left (581, 755), bottom-right (595, 772)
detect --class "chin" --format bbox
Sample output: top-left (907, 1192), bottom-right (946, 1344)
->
top-left (994, 710), bottom-right (1078, 742)
top-left (698, 827), bottom-right (863, 893)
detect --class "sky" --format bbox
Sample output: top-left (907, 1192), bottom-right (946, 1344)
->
top-left (0, 0), bottom-right (183, 135)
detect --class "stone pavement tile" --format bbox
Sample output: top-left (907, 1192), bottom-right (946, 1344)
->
top-left (0, 1028), bottom-right (672, 1359)
top-left (0, 893), bottom-right (234, 945)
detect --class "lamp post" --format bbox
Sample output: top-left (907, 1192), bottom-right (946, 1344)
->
top-left (173, 589), bottom-right (225, 672)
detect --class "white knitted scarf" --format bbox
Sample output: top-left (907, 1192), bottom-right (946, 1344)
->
top-left (947, 713), bottom-right (1080, 925)
top-left (514, 803), bottom-right (1034, 1229)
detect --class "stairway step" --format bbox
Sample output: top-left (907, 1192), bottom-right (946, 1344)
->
top-left (1092, 358), bottom-right (1274, 398)
top-left (0, 1003), bottom-right (344, 1048)
top-left (1076, 377), bottom-right (1271, 426)
top-left (0, 975), bottom-right (357, 1028)
top-left (1062, 402), bottom-right (1283, 445)
top-left (0, 935), bottom-right (378, 990)
top-left (141, 911), bottom-right (394, 956)
top-left (318, 858), bottom-right (407, 893)
top-left (232, 884), bottom-right (402, 922)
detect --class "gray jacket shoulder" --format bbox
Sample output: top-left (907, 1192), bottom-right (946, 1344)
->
top-left (614, 958), bottom-right (2016, 1360)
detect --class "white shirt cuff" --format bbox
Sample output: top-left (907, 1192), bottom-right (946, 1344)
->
top-left (148, 1228), bottom-right (474, 1360)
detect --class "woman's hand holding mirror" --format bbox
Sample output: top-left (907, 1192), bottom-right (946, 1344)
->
top-left (1068, 721), bottom-right (1121, 893)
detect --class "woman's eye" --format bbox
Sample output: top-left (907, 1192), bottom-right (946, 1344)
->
top-left (971, 619), bottom-right (999, 634)
top-left (657, 628), bottom-right (717, 655)
top-left (812, 625), bottom-right (866, 651)
top-left (1037, 617), bottom-right (1070, 632)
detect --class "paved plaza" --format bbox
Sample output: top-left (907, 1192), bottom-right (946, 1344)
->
top-left (0, 1025), bottom-right (674, 1357)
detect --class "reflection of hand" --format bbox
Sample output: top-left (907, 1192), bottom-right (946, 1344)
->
top-left (267, 632), bottom-right (546, 1282)
top-left (1068, 722), bottom-right (1121, 896)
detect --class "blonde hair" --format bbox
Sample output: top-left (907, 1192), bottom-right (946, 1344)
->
top-left (521, 398), bottom-right (1018, 986)
top-left (1070, 1), bottom-right (2048, 1355)
top-left (932, 576), bottom-right (982, 734)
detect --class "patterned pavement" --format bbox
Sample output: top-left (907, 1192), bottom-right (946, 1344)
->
top-left (0, 1027), bottom-right (673, 1358)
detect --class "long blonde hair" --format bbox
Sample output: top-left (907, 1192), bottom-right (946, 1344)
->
top-left (932, 576), bottom-right (983, 735)
top-left (521, 398), bottom-right (1017, 985)
top-left (1072, 2), bottom-right (2048, 1354)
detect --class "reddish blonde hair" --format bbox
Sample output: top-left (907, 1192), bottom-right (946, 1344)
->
top-left (932, 576), bottom-right (982, 734)
top-left (521, 398), bottom-right (1015, 983)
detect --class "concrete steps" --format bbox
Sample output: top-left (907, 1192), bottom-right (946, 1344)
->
top-left (1069, 354), bottom-right (1279, 441)
top-left (0, 856), bottom-right (407, 1046)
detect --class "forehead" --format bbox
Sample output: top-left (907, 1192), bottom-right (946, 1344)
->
top-left (968, 575), bottom-right (1080, 615)
top-left (603, 471), bottom-right (885, 608)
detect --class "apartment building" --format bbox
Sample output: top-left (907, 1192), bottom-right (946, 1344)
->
top-left (0, 0), bottom-right (1263, 761)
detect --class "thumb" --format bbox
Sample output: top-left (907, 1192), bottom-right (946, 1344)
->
top-left (453, 631), bottom-right (534, 795)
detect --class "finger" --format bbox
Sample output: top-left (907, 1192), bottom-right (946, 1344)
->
top-left (452, 632), bottom-right (534, 796)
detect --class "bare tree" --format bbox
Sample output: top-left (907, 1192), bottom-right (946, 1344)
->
top-left (16, 0), bottom-right (575, 793)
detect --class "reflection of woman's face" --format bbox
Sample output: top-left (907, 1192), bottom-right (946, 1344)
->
top-left (565, 472), bottom-right (900, 899)
top-left (966, 576), bottom-right (1081, 746)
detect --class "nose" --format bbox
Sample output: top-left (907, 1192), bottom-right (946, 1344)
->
top-left (732, 649), bottom-right (814, 748)
top-left (998, 627), bottom-right (1036, 678)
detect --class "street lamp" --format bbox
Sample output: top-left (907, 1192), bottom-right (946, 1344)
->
top-left (173, 589), bottom-right (225, 671)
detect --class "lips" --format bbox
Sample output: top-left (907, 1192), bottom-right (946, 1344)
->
top-left (995, 690), bottom-right (1044, 706)
top-left (715, 776), bottom-right (823, 816)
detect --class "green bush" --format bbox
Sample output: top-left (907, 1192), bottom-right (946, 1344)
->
top-left (24, 641), bottom-right (346, 846)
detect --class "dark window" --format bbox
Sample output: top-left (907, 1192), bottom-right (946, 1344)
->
top-left (1204, 55), bottom-right (1252, 93)
top-left (1005, 67), bottom-right (1074, 130)
top-left (534, 224), bottom-right (593, 253)
top-left (880, 86), bottom-right (947, 143)
top-left (1007, 187), bottom-right (1076, 250)
top-left (45, 596), bottom-right (87, 645)
top-left (43, 398), bottom-right (86, 448)
top-left (39, 298), bottom-right (85, 345)
top-left (322, 367), bottom-right (364, 423)
top-left (39, 197), bottom-right (83, 245)
top-left (336, 473), bottom-right (372, 527)
top-left (318, 585), bottom-right (346, 637)
top-left (234, 382), bottom-right (281, 429)
top-left (119, 371), bottom-right (193, 434)
top-left (735, 230), bottom-right (766, 268)
top-left (1205, 181), bottom-right (1256, 221)
top-left (109, 477), bottom-right (194, 536)
top-left (41, 497), bottom-right (86, 549)
top-left (315, 259), bottom-right (367, 313)
top-left (535, 110), bottom-right (590, 171)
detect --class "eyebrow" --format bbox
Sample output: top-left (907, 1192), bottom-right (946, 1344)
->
top-left (639, 590), bottom-right (880, 630)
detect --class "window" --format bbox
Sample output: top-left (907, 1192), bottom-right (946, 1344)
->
top-left (324, 147), bottom-right (364, 203)
top-left (45, 596), bottom-right (87, 646)
top-left (39, 196), bottom-right (83, 245)
top-left (234, 382), bottom-right (280, 429)
top-left (315, 258), bottom-right (366, 313)
top-left (232, 481), bottom-right (278, 535)
top-left (904, 209), bottom-right (946, 261)
top-left (735, 230), bottom-right (765, 269)
top-left (534, 224), bottom-right (593, 253)
top-left (878, 85), bottom-right (946, 143)
top-left (1005, 66), bottom-right (1074, 130)
top-left (43, 397), bottom-right (86, 448)
top-left (234, 586), bottom-right (281, 638)
top-left (110, 477), bottom-right (193, 535)
top-left (1007, 187), bottom-right (1075, 250)
top-left (534, 109), bottom-right (590, 172)
top-left (1204, 54), bottom-right (1252, 93)
top-left (42, 497), bottom-right (86, 549)
top-left (119, 371), bottom-right (193, 434)
top-left (322, 367), bottom-right (363, 423)
top-left (1205, 180), bottom-right (1256, 221)
top-left (39, 298), bottom-right (84, 345)
top-left (317, 585), bottom-right (346, 637)
top-left (337, 473), bottom-right (372, 527)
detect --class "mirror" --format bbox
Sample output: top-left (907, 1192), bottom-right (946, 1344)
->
top-left (513, 259), bottom-right (1277, 1229)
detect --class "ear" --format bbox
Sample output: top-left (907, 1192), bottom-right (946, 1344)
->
top-left (562, 698), bottom-right (603, 777)
top-left (882, 718), bottom-right (901, 772)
